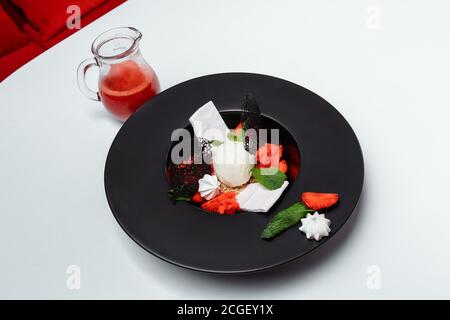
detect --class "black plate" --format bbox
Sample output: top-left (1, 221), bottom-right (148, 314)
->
top-left (104, 73), bottom-right (364, 274)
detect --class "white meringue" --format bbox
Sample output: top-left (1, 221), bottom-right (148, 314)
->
top-left (198, 174), bottom-right (220, 200)
top-left (299, 212), bottom-right (331, 241)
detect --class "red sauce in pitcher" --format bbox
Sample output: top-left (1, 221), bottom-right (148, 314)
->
top-left (99, 61), bottom-right (160, 121)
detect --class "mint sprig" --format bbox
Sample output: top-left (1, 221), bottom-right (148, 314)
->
top-left (261, 202), bottom-right (314, 239)
top-left (227, 130), bottom-right (245, 142)
top-left (210, 140), bottom-right (223, 147)
top-left (251, 167), bottom-right (286, 190)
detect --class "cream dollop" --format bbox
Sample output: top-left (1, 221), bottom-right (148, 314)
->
top-left (198, 174), bottom-right (220, 200)
top-left (299, 212), bottom-right (331, 241)
top-left (212, 141), bottom-right (255, 187)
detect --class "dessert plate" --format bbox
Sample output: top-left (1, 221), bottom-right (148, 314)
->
top-left (104, 73), bottom-right (364, 274)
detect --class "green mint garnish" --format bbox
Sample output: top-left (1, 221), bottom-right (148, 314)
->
top-left (261, 202), bottom-right (314, 239)
top-left (251, 167), bottom-right (286, 190)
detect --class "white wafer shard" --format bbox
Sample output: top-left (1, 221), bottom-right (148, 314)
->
top-left (236, 181), bottom-right (289, 213)
top-left (189, 101), bottom-right (229, 142)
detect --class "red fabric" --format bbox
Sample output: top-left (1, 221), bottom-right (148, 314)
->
top-left (23, 0), bottom-right (126, 49)
top-left (0, 43), bottom-right (43, 82)
top-left (1, 0), bottom-right (126, 81)
top-left (12, 0), bottom-right (108, 40)
top-left (0, 7), bottom-right (29, 56)
top-left (0, 0), bottom-right (28, 28)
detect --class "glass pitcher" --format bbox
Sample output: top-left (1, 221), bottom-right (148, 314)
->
top-left (77, 27), bottom-right (160, 121)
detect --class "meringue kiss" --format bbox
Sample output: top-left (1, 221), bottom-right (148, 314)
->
top-left (299, 212), bottom-right (331, 241)
top-left (198, 174), bottom-right (220, 200)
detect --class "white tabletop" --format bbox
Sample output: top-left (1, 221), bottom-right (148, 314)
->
top-left (1, 0), bottom-right (450, 299)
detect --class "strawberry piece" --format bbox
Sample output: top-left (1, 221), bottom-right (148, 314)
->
top-left (201, 192), bottom-right (240, 214)
top-left (279, 159), bottom-right (288, 174)
top-left (234, 123), bottom-right (244, 134)
top-left (301, 192), bottom-right (339, 211)
top-left (192, 192), bottom-right (205, 203)
top-left (256, 143), bottom-right (283, 168)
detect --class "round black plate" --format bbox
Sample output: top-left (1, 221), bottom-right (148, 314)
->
top-left (104, 73), bottom-right (364, 274)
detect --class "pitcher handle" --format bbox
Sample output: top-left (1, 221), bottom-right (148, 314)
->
top-left (77, 58), bottom-right (101, 101)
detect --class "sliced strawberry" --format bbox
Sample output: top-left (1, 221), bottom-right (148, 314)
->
top-left (234, 123), bottom-right (244, 134)
top-left (192, 192), bottom-right (205, 203)
top-left (301, 192), bottom-right (339, 211)
top-left (256, 143), bottom-right (283, 168)
top-left (279, 159), bottom-right (288, 174)
top-left (201, 192), bottom-right (240, 214)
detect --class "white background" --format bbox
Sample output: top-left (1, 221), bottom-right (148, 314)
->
top-left (1, 0), bottom-right (450, 299)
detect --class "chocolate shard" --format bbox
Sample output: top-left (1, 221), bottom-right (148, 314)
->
top-left (240, 93), bottom-right (261, 153)
top-left (241, 93), bottom-right (261, 131)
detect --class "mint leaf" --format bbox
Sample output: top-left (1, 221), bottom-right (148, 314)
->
top-left (175, 196), bottom-right (192, 202)
top-left (251, 167), bottom-right (286, 190)
top-left (210, 140), bottom-right (223, 147)
top-left (227, 130), bottom-right (244, 142)
top-left (168, 188), bottom-right (194, 203)
top-left (261, 202), bottom-right (314, 239)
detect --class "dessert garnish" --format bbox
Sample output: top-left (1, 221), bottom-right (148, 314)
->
top-left (301, 192), bottom-right (339, 211)
top-left (191, 192), bottom-right (204, 203)
top-left (251, 167), bottom-right (286, 190)
top-left (240, 93), bottom-right (261, 132)
top-left (167, 157), bottom-right (212, 202)
top-left (236, 181), bottom-right (289, 213)
top-left (256, 143), bottom-right (283, 168)
top-left (299, 212), bottom-right (331, 241)
top-left (189, 101), bottom-right (229, 143)
top-left (261, 192), bottom-right (339, 240)
top-left (238, 93), bottom-right (261, 152)
top-left (278, 160), bottom-right (288, 174)
top-left (201, 192), bottom-right (240, 214)
top-left (261, 202), bottom-right (313, 239)
top-left (198, 174), bottom-right (220, 200)
top-left (251, 143), bottom-right (288, 189)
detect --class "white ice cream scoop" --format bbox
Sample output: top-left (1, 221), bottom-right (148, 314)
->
top-left (212, 141), bottom-right (256, 187)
